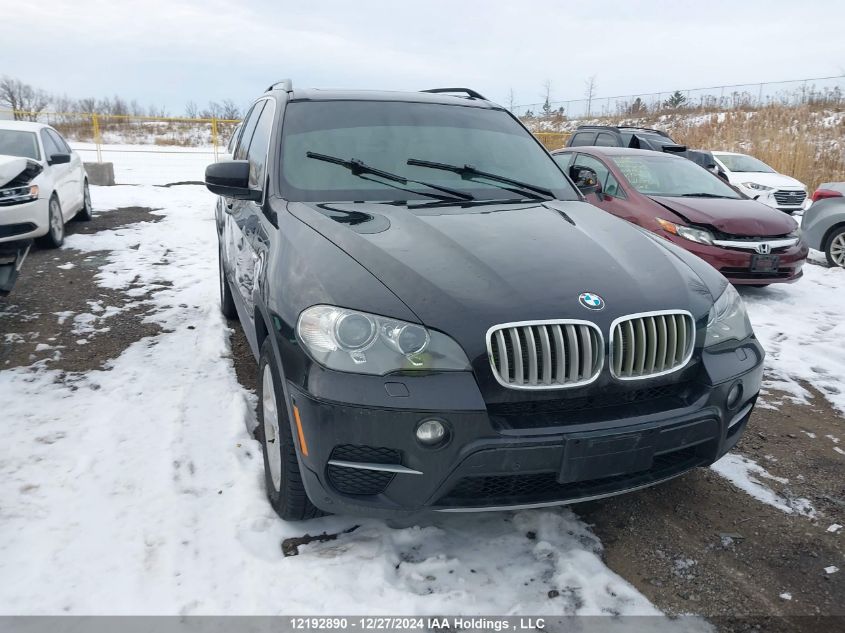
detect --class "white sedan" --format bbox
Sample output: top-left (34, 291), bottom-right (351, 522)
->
top-left (0, 121), bottom-right (91, 249)
top-left (712, 151), bottom-right (808, 214)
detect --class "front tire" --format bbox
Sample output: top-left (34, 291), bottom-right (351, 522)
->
top-left (37, 196), bottom-right (65, 249)
top-left (257, 338), bottom-right (322, 521)
top-left (824, 226), bottom-right (845, 269)
top-left (75, 180), bottom-right (93, 221)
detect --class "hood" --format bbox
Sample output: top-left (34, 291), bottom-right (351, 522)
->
top-left (0, 155), bottom-right (43, 188)
top-left (288, 199), bottom-right (717, 351)
top-left (727, 171), bottom-right (805, 190)
top-left (649, 196), bottom-right (797, 237)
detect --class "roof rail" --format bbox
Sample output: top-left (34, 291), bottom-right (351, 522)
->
top-left (266, 79), bottom-right (293, 93)
top-left (575, 124), bottom-right (670, 138)
top-left (421, 88), bottom-right (488, 100)
top-left (617, 126), bottom-right (670, 137)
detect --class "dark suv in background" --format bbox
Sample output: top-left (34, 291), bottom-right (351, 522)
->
top-left (206, 81), bottom-right (763, 520)
top-left (567, 125), bottom-right (724, 177)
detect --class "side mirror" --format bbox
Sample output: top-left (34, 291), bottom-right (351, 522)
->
top-left (205, 160), bottom-right (262, 201)
top-left (570, 165), bottom-right (602, 195)
top-left (48, 153), bottom-right (71, 166)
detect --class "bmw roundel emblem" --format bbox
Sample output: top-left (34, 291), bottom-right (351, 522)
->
top-left (579, 292), bottom-right (605, 310)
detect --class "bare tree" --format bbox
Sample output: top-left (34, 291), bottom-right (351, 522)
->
top-left (77, 97), bottom-right (96, 113)
top-left (541, 79), bottom-right (553, 115)
top-left (184, 100), bottom-right (199, 119)
top-left (220, 99), bottom-right (241, 120)
top-left (584, 75), bottom-right (598, 117)
top-left (0, 76), bottom-right (50, 120)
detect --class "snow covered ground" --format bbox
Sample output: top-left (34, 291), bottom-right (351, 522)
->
top-left (0, 148), bottom-right (842, 618)
top-left (0, 183), bottom-right (683, 619)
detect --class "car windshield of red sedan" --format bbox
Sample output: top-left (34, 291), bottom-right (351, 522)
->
top-left (612, 154), bottom-right (741, 199)
top-left (0, 130), bottom-right (41, 160)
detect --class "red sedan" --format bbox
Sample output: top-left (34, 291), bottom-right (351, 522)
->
top-left (551, 147), bottom-right (808, 285)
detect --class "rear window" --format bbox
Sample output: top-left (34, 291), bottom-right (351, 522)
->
top-left (0, 130), bottom-right (40, 160)
top-left (279, 101), bottom-right (578, 203)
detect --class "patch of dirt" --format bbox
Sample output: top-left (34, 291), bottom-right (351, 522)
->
top-left (0, 207), bottom-right (163, 372)
top-left (577, 387), bottom-right (844, 633)
top-left (227, 316), bottom-right (257, 391)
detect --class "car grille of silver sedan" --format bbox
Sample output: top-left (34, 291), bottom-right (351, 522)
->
top-left (487, 311), bottom-right (694, 390)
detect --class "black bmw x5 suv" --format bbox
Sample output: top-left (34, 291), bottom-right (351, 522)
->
top-left (206, 81), bottom-right (764, 520)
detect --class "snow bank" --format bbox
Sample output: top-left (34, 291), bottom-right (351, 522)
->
top-left (740, 264), bottom-right (845, 414)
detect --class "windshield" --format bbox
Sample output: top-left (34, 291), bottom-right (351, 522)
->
top-left (715, 153), bottom-right (775, 173)
top-left (280, 101), bottom-right (578, 202)
top-left (0, 130), bottom-right (40, 160)
top-left (612, 154), bottom-right (741, 198)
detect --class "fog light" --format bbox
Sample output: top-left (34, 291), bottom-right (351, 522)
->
top-left (416, 419), bottom-right (447, 446)
top-left (727, 383), bottom-right (743, 410)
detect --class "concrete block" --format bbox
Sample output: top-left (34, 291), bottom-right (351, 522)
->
top-left (83, 162), bottom-right (115, 186)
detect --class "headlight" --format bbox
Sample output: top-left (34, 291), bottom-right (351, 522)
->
top-left (296, 305), bottom-right (471, 375)
top-left (705, 284), bottom-right (753, 347)
top-left (742, 182), bottom-right (774, 191)
top-left (0, 184), bottom-right (39, 204)
top-left (656, 218), bottom-right (714, 245)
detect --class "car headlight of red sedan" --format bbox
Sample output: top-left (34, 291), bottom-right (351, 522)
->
top-left (656, 218), bottom-right (715, 246)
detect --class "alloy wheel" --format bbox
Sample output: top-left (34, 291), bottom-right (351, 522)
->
top-left (831, 233), bottom-right (845, 268)
top-left (50, 199), bottom-right (64, 242)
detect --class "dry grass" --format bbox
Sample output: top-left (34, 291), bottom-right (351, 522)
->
top-left (527, 104), bottom-right (845, 191)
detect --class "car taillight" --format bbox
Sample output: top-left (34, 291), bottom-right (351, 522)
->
top-left (811, 188), bottom-right (843, 202)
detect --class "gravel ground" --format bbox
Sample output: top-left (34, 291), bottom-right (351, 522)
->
top-left (1, 206), bottom-right (842, 631)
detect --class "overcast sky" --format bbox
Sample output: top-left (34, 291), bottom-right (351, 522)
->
top-left (3, 0), bottom-right (844, 114)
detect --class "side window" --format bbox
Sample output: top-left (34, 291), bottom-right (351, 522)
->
top-left (40, 129), bottom-right (61, 158)
top-left (227, 124), bottom-right (241, 153)
top-left (569, 132), bottom-right (596, 147)
top-left (573, 154), bottom-right (609, 184)
top-left (47, 129), bottom-right (71, 153)
top-left (595, 133), bottom-right (618, 147)
top-left (572, 153), bottom-right (625, 198)
top-left (234, 102), bottom-right (265, 161)
top-left (552, 153), bottom-right (573, 170)
top-left (604, 172), bottom-right (624, 198)
top-left (246, 102), bottom-right (275, 189)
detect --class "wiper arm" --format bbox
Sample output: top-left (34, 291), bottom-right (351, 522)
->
top-left (679, 193), bottom-right (733, 199)
top-left (306, 152), bottom-right (474, 202)
top-left (407, 158), bottom-right (555, 200)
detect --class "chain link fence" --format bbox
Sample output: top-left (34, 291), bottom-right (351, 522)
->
top-left (513, 75), bottom-right (845, 120)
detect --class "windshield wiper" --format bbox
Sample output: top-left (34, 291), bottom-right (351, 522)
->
top-left (305, 152), bottom-right (474, 202)
top-left (406, 158), bottom-right (555, 200)
top-left (678, 193), bottom-right (734, 199)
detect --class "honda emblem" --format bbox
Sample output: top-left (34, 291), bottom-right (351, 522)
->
top-left (755, 243), bottom-right (772, 255)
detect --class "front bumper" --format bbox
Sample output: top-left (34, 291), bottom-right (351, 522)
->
top-left (664, 234), bottom-right (808, 285)
top-left (0, 198), bottom-right (49, 244)
top-left (739, 187), bottom-right (807, 214)
top-left (286, 337), bottom-right (764, 519)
